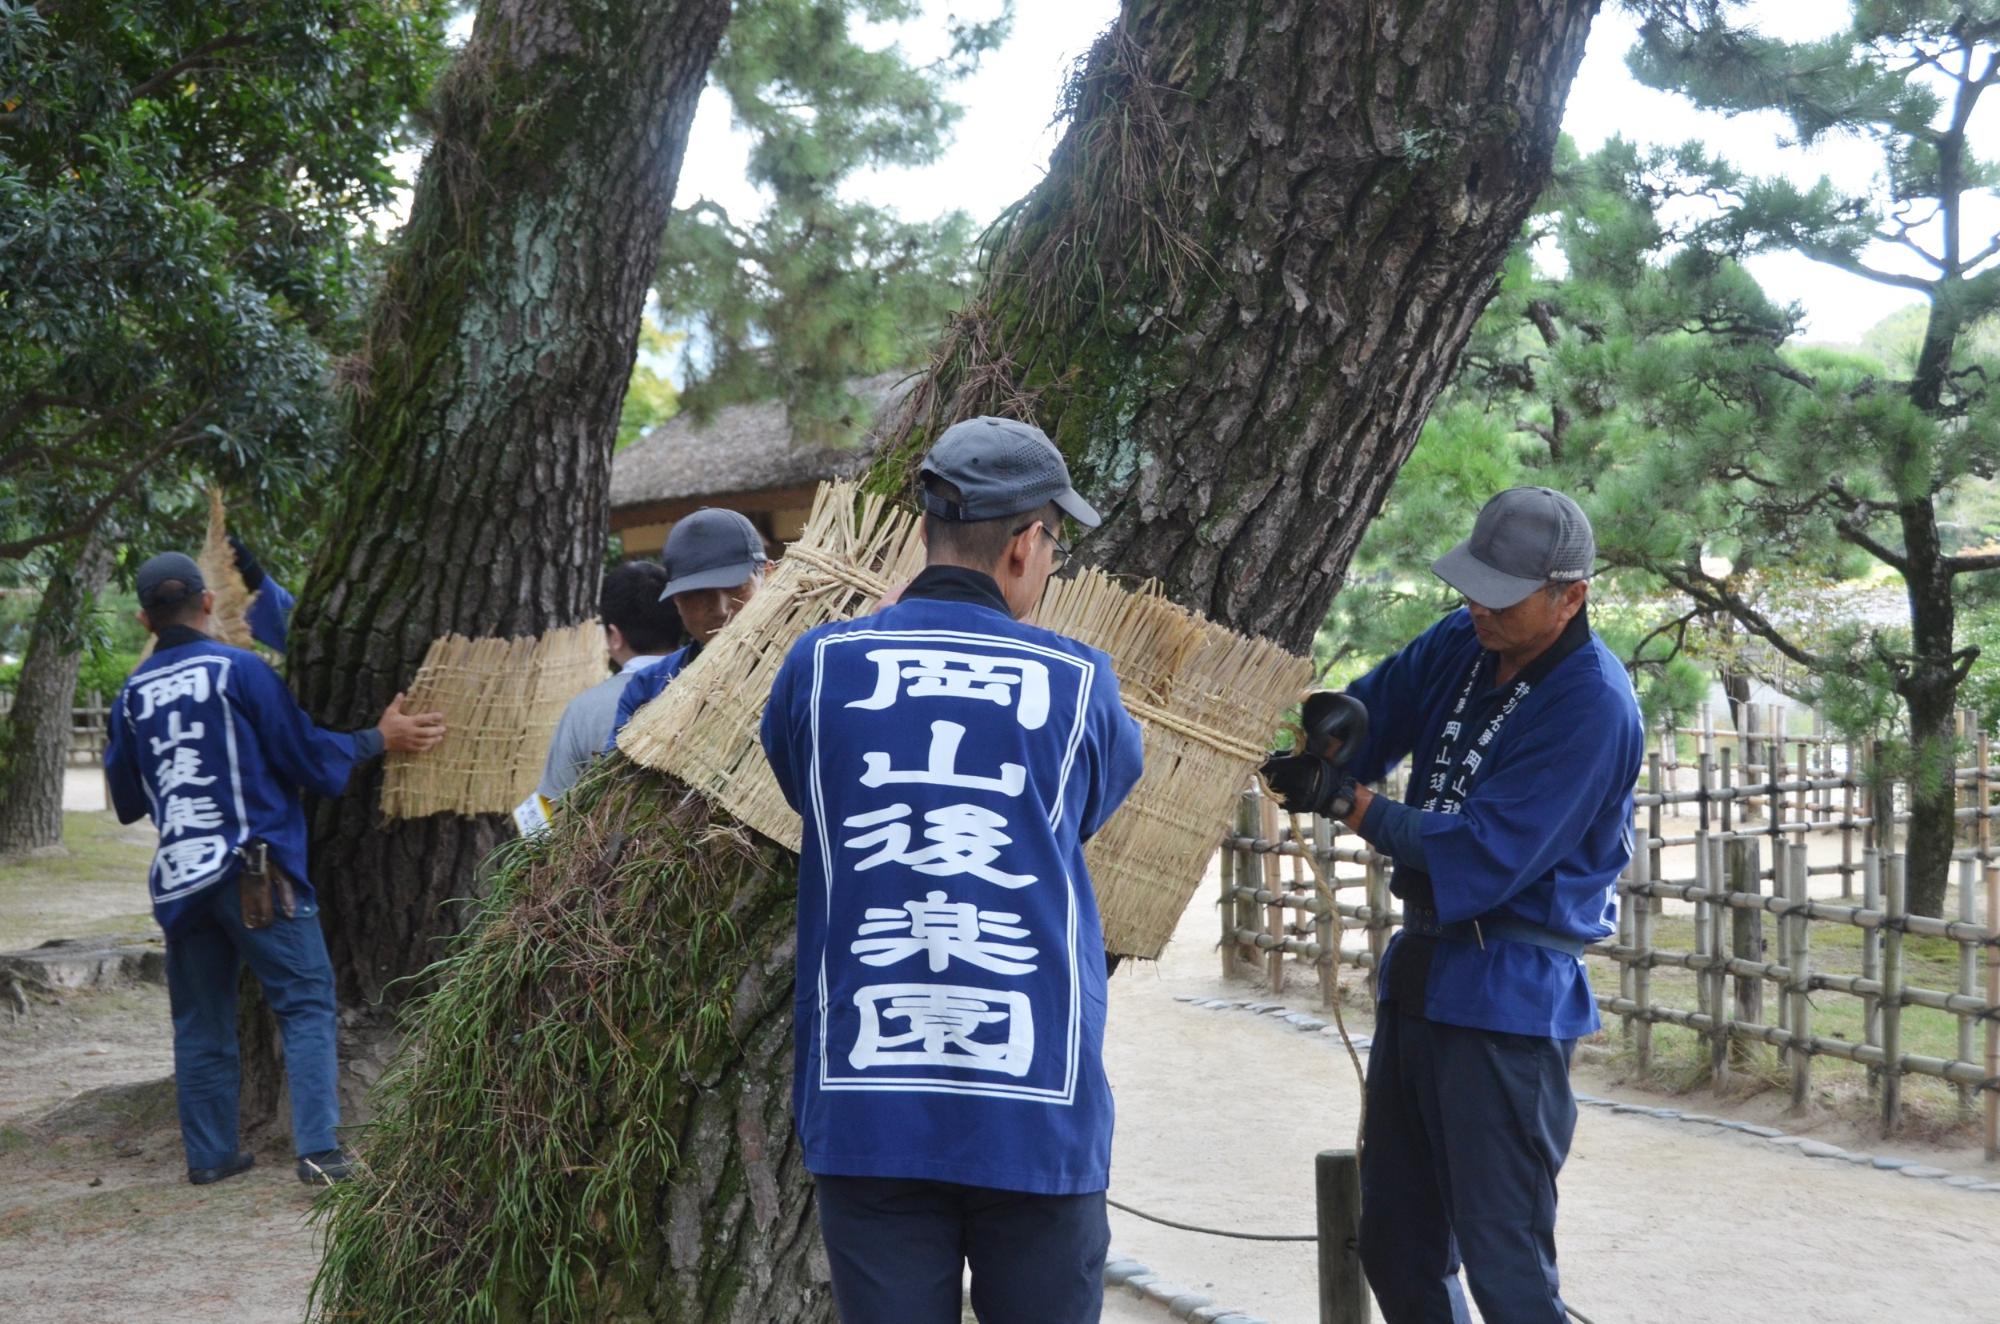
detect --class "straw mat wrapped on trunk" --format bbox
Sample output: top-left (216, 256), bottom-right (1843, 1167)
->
top-left (621, 481), bottom-right (1308, 960)
top-left (382, 624), bottom-right (607, 819)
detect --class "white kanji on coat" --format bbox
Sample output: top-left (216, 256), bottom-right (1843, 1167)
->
top-left (153, 746), bottom-right (215, 796)
top-left (155, 835), bottom-right (230, 890)
top-left (851, 890), bottom-right (1039, 974)
top-left (847, 649), bottom-right (1051, 730)
top-left (860, 720), bottom-right (1027, 797)
top-left (841, 802), bottom-right (1037, 888)
top-left (159, 793), bottom-right (225, 838)
top-left (849, 983), bottom-right (1034, 1077)
top-left (134, 666), bottom-right (211, 719)
top-left (147, 710), bottom-right (206, 757)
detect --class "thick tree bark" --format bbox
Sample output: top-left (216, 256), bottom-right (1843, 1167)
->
top-left (886, 0), bottom-right (1602, 652)
top-left (0, 531), bottom-right (113, 859)
top-left (285, 0), bottom-right (731, 1009)
top-left (315, 3), bottom-right (1601, 1318)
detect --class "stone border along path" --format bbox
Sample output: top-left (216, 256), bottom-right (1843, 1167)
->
top-left (1173, 994), bottom-right (2000, 1197)
top-left (1102, 1251), bottom-right (1275, 1324)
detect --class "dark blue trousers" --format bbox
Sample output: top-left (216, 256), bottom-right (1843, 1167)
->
top-left (814, 1175), bottom-right (1109, 1324)
top-left (163, 880), bottom-right (340, 1169)
top-left (1358, 1012), bottom-right (1577, 1324)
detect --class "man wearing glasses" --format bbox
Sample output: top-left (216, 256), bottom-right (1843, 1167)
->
top-left (760, 416), bottom-right (1143, 1324)
top-left (1262, 487), bottom-right (1643, 1324)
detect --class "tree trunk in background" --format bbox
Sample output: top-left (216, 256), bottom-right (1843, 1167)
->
top-left (284, 0), bottom-right (732, 1010)
top-left (883, 0), bottom-right (1602, 651)
top-left (0, 532), bottom-right (114, 858)
top-left (314, 2), bottom-right (1602, 1317)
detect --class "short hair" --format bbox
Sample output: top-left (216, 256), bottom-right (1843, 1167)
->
top-left (600, 562), bottom-right (684, 654)
top-left (921, 475), bottom-right (1063, 569)
top-left (145, 581), bottom-right (205, 629)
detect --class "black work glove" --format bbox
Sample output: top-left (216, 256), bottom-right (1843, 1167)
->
top-left (1258, 752), bottom-right (1360, 819)
top-left (1300, 690), bottom-right (1369, 761)
top-left (227, 534), bottom-right (266, 591)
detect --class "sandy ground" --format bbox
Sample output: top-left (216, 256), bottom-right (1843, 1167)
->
top-left (5, 812), bottom-right (1997, 1324)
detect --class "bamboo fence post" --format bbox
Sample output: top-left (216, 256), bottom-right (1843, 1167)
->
top-left (1863, 740), bottom-right (1878, 853)
top-left (1841, 742), bottom-right (1858, 900)
top-left (1786, 843), bottom-right (1813, 1113)
top-left (1957, 857), bottom-right (1978, 1119)
top-left (1220, 794), bottom-right (1240, 979)
top-left (1261, 794), bottom-right (1284, 993)
top-left (1862, 847), bottom-right (1883, 1083)
top-left (1979, 731), bottom-right (1998, 1162)
top-left (1234, 792), bottom-right (1260, 977)
top-left (1880, 740), bottom-right (1899, 857)
top-left (1618, 858), bottom-right (1637, 1046)
top-left (1717, 747), bottom-right (1732, 836)
top-left (1632, 841), bottom-right (1653, 1076)
top-left (1315, 1150), bottom-right (1367, 1324)
top-left (1365, 839), bottom-right (1390, 1006)
top-left (1795, 735), bottom-right (1811, 843)
top-left (1766, 706), bottom-right (1784, 879)
top-left (1742, 704), bottom-right (1760, 822)
top-left (1707, 830), bottom-right (1729, 1083)
top-left (1725, 836), bottom-right (1762, 1076)
top-left (1647, 751), bottom-right (1665, 915)
top-left (1315, 812), bottom-right (1337, 1012)
top-left (1882, 854), bottom-right (1907, 1137)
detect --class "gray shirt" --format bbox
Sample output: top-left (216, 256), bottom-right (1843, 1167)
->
top-left (536, 656), bottom-right (664, 799)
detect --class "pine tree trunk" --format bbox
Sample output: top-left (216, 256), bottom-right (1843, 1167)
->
top-left (887, 0), bottom-right (1602, 651)
top-left (315, 2), bottom-right (1601, 1318)
top-left (1897, 495), bottom-right (1961, 919)
top-left (0, 532), bottom-right (113, 859)
top-left (284, 0), bottom-right (731, 1010)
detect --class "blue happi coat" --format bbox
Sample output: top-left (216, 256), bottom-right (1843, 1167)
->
top-left (602, 643), bottom-right (698, 751)
top-left (104, 629), bottom-right (379, 936)
top-left (1345, 608), bottom-right (1643, 1039)
top-left (761, 567), bottom-right (1144, 1195)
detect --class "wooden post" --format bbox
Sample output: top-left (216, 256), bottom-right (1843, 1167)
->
top-left (1221, 793), bottom-right (1241, 979)
top-left (1315, 812), bottom-right (1337, 1013)
top-left (1316, 1149), bottom-right (1368, 1324)
top-left (1726, 836), bottom-right (1762, 1075)
top-left (1862, 848), bottom-right (1883, 1082)
top-left (1743, 704), bottom-right (1761, 822)
top-left (1841, 742), bottom-right (1858, 900)
top-left (1647, 751), bottom-right (1665, 915)
top-left (1618, 856), bottom-right (1637, 1046)
top-left (1786, 843), bottom-right (1812, 1114)
top-left (1632, 842), bottom-right (1653, 1076)
top-left (1882, 854), bottom-right (1906, 1137)
top-left (1978, 731), bottom-right (1997, 1162)
top-left (1957, 857), bottom-right (1977, 1120)
top-left (1261, 795), bottom-right (1285, 994)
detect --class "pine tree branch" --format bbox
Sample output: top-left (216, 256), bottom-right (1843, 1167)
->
top-left (1641, 557), bottom-right (1828, 674)
top-left (1798, 244), bottom-right (1936, 292)
top-left (1944, 551), bottom-right (2000, 575)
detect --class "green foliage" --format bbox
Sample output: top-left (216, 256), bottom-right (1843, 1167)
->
top-left (656, 0), bottom-right (1009, 440)
top-left (616, 315), bottom-right (684, 451)
top-left (0, 0), bottom-right (449, 562)
top-left (311, 758), bottom-right (800, 1322)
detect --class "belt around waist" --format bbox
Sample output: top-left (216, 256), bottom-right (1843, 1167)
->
top-left (1402, 908), bottom-right (1586, 959)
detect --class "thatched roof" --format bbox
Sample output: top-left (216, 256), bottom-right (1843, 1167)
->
top-left (610, 372), bottom-right (913, 514)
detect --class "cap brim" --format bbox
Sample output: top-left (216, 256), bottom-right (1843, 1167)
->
top-left (1053, 488), bottom-right (1101, 529)
top-left (660, 560), bottom-right (762, 600)
top-left (1431, 541), bottom-right (1544, 609)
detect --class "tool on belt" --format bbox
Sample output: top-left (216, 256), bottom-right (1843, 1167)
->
top-left (236, 839), bottom-right (298, 930)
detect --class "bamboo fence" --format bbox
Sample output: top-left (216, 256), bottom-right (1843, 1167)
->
top-left (1219, 713), bottom-right (2000, 1153)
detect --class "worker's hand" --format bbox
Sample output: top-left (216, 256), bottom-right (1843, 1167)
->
top-left (1300, 691), bottom-right (1368, 765)
top-left (1259, 751), bottom-right (1361, 820)
top-left (226, 534), bottom-right (267, 591)
top-left (377, 692), bottom-right (447, 754)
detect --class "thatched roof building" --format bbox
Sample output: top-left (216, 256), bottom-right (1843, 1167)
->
top-left (609, 373), bottom-right (912, 557)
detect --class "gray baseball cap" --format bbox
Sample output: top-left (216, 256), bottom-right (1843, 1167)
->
top-left (918, 416), bottom-right (1101, 528)
top-left (135, 552), bottom-right (205, 610)
top-left (659, 508), bottom-right (767, 600)
top-left (1432, 487), bottom-right (1595, 609)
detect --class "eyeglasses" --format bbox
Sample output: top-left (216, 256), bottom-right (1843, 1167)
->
top-left (1015, 520), bottom-right (1072, 570)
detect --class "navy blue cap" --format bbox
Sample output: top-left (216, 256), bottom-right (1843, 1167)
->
top-left (918, 416), bottom-right (1101, 527)
top-left (660, 508), bottom-right (767, 600)
top-left (135, 552), bottom-right (205, 610)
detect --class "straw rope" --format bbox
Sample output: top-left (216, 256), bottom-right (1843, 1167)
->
top-left (620, 480), bottom-right (1310, 960)
top-left (382, 623), bottom-right (607, 819)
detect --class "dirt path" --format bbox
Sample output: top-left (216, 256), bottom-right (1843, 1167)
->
top-left (5, 813), bottom-right (1997, 1324)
